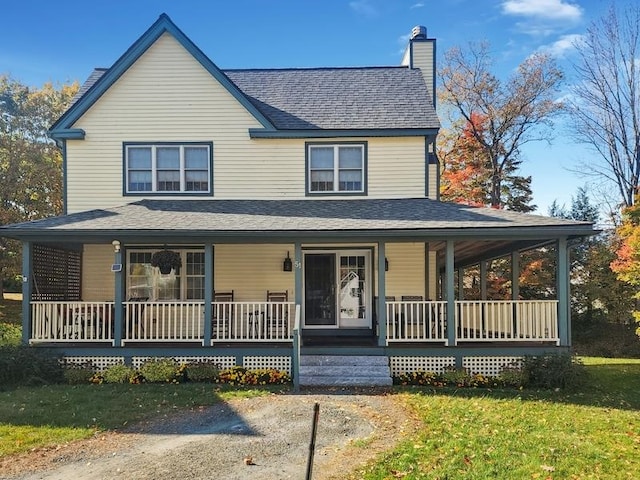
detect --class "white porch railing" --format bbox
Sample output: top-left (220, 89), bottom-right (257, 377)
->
top-left (211, 301), bottom-right (295, 342)
top-left (386, 301), bottom-right (447, 342)
top-left (456, 300), bottom-right (559, 343)
top-left (123, 301), bottom-right (205, 343)
top-left (31, 301), bottom-right (115, 343)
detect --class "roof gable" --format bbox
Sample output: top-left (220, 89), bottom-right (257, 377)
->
top-left (50, 13), bottom-right (275, 135)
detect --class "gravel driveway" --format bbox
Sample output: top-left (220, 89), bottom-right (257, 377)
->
top-left (2, 391), bottom-right (415, 480)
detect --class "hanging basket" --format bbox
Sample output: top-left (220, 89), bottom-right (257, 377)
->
top-left (150, 250), bottom-right (182, 274)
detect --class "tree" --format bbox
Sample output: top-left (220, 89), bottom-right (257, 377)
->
top-left (438, 41), bottom-right (564, 211)
top-left (569, 3), bottom-right (640, 209)
top-left (610, 193), bottom-right (640, 334)
top-left (0, 75), bottom-right (78, 299)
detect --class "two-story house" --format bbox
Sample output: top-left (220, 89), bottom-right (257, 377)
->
top-left (0, 14), bottom-right (594, 386)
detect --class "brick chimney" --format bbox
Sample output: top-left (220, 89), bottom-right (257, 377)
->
top-left (401, 25), bottom-right (436, 107)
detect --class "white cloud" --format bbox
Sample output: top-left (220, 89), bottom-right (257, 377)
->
top-left (539, 34), bottom-right (585, 57)
top-left (410, 2), bottom-right (425, 9)
top-left (502, 0), bottom-right (583, 22)
top-left (349, 0), bottom-right (378, 17)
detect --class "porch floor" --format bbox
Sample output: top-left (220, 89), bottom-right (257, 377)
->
top-left (301, 329), bottom-right (378, 347)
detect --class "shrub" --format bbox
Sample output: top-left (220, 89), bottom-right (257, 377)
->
top-left (0, 345), bottom-right (64, 386)
top-left (0, 323), bottom-right (21, 346)
top-left (497, 364), bottom-right (527, 388)
top-left (522, 353), bottom-right (585, 389)
top-left (216, 366), bottom-right (291, 386)
top-left (63, 362), bottom-right (96, 384)
top-left (139, 358), bottom-right (184, 383)
top-left (185, 361), bottom-right (220, 382)
top-left (103, 363), bottom-right (137, 384)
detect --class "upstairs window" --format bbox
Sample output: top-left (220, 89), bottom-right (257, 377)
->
top-left (307, 143), bottom-right (366, 195)
top-left (124, 143), bottom-right (212, 194)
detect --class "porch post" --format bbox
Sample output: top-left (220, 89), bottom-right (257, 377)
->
top-left (511, 251), bottom-right (519, 300)
top-left (203, 243), bottom-right (213, 345)
top-left (479, 261), bottom-right (487, 300)
top-left (21, 241), bottom-right (32, 345)
top-left (294, 241), bottom-right (302, 306)
top-left (377, 241), bottom-right (387, 346)
top-left (556, 237), bottom-right (570, 346)
top-left (445, 240), bottom-right (455, 346)
top-left (113, 245), bottom-right (124, 347)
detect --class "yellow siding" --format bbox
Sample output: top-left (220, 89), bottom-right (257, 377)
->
top-left (428, 163), bottom-right (438, 199)
top-left (411, 40), bottom-right (435, 100)
top-left (82, 245), bottom-right (115, 300)
top-left (214, 244), bottom-right (295, 301)
top-left (65, 33), bottom-right (429, 212)
top-left (427, 249), bottom-right (438, 300)
top-left (384, 243), bottom-right (426, 299)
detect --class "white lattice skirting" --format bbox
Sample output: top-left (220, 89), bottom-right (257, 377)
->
top-left (390, 356), bottom-right (524, 376)
top-left (62, 356), bottom-right (125, 371)
top-left (63, 355), bottom-right (291, 374)
top-left (463, 356), bottom-right (523, 376)
top-left (389, 356), bottom-right (456, 375)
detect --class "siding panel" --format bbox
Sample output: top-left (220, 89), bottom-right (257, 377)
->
top-left (82, 245), bottom-right (115, 300)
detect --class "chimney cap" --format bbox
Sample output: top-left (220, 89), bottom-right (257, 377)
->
top-left (411, 25), bottom-right (427, 40)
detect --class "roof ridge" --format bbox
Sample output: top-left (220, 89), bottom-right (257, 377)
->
top-left (224, 66), bottom-right (410, 72)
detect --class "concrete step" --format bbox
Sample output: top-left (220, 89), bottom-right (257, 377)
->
top-left (300, 355), bottom-right (389, 367)
top-left (298, 354), bottom-right (392, 387)
top-left (300, 365), bottom-right (391, 377)
top-left (300, 375), bottom-right (393, 387)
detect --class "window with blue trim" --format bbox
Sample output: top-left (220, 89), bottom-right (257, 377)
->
top-left (308, 144), bottom-right (365, 194)
top-left (125, 143), bottom-right (211, 194)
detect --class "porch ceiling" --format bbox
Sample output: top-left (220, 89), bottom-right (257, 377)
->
top-left (0, 198), bottom-right (595, 244)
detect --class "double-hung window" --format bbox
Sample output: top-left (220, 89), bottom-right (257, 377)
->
top-left (307, 143), bottom-right (366, 194)
top-left (125, 143), bottom-right (212, 194)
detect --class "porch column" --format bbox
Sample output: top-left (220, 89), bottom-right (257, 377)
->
top-left (113, 244), bottom-right (124, 347)
top-left (445, 240), bottom-right (455, 346)
top-left (556, 237), bottom-right (570, 346)
top-left (203, 243), bottom-right (213, 344)
top-left (294, 241), bottom-right (302, 306)
top-left (479, 261), bottom-right (487, 300)
top-left (377, 241), bottom-right (387, 346)
top-left (511, 251), bottom-right (520, 300)
top-left (21, 241), bottom-right (32, 345)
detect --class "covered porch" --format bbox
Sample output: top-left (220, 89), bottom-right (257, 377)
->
top-left (2, 198), bottom-right (592, 357)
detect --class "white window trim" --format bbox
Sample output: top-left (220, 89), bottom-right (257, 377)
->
top-left (125, 143), bottom-right (211, 194)
top-left (307, 144), bottom-right (365, 194)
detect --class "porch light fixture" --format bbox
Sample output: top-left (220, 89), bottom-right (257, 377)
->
top-left (385, 257), bottom-right (389, 271)
top-left (283, 251), bottom-right (293, 272)
top-left (111, 240), bottom-right (121, 253)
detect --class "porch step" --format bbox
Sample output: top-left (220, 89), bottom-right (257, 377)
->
top-left (299, 355), bottom-right (392, 387)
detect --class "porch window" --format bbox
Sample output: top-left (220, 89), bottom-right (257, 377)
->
top-left (124, 143), bottom-right (212, 194)
top-left (307, 143), bottom-right (366, 194)
top-left (127, 249), bottom-right (205, 300)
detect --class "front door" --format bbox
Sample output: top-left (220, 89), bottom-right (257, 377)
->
top-left (303, 250), bottom-right (371, 328)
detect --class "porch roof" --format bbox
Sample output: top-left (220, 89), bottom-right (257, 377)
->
top-left (0, 198), bottom-right (594, 242)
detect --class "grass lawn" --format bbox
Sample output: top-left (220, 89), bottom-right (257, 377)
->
top-left (353, 357), bottom-right (640, 480)
top-left (0, 357), bottom-right (638, 479)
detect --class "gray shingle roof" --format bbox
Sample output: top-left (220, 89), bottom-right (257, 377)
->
top-left (225, 67), bottom-right (439, 130)
top-left (0, 198), bottom-right (593, 238)
top-left (68, 66), bottom-right (439, 131)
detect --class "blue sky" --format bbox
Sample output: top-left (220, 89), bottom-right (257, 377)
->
top-left (0, 0), bottom-right (615, 215)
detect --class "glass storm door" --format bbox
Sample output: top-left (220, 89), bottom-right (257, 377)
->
top-left (338, 253), bottom-right (369, 328)
top-left (304, 251), bottom-right (371, 328)
top-left (304, 254), bottom-right (337, 326)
